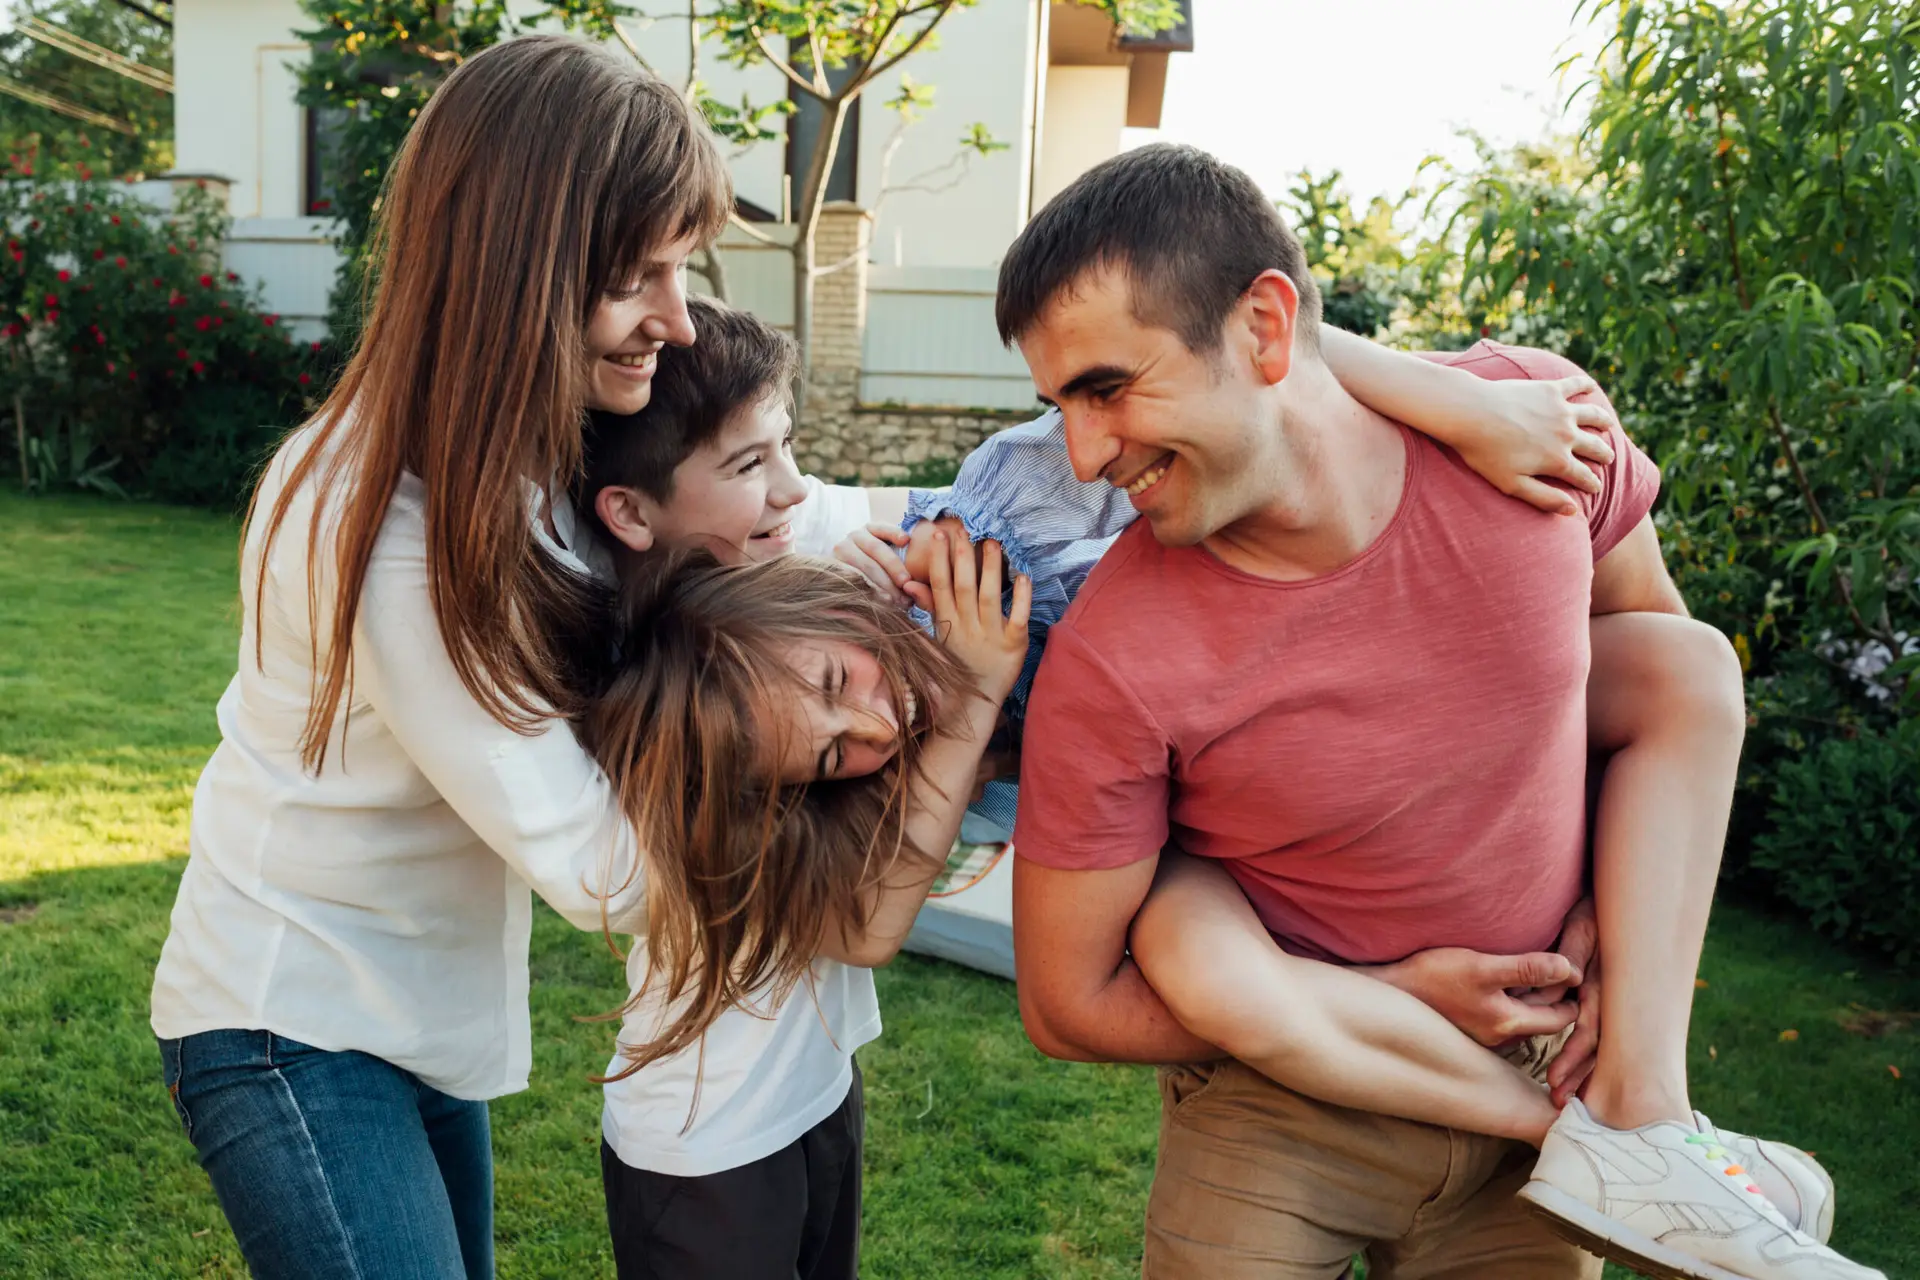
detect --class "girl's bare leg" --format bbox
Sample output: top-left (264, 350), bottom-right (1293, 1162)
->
top-left (1576, 613), bottom-right (1745, 1129)
top-left (1129, 852), bottom-right (1560, 1147)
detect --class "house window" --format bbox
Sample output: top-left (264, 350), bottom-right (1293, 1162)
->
top-left (785, 49), bottom-right (860, 210)
top-left (304, 105), bottom-right (348, 217)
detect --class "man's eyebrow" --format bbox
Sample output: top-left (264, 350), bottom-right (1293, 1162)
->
top-left (1040, 364), bottom-right (1134, 407)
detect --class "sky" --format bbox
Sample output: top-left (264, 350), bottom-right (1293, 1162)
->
top-left (1123, 0), bottom-right (1608, 210)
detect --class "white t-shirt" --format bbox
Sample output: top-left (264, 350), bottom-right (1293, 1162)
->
top-left (600, 477), bottom-right (883, 1177)
top-left (151, 425), bottom-right (645, 1101)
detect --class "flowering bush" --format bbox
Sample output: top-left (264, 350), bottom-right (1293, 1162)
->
top-left (0, 158), bottom-right (326, 507)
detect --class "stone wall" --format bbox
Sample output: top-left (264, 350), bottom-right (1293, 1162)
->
top-left (793, 202), bottom-right (1034, 485)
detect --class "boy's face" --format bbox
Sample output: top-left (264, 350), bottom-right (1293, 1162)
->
top-left (607, 395), bottom-right (811, 562)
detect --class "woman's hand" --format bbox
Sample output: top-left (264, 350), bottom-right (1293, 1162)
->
top-left (926, 529), bottom-right (1030, 708)
top-left (1455, 375), bottom-right (1619, 517)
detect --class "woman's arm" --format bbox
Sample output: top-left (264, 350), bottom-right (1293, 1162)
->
top-left (818, 534), bottom-right (1031, 967)
top-left (1130, 853), bottom-right (1562, 1147)
top-left (353, 533), bottom-right (645, 936)
top-left (1320, 328), bottom-right (1618, 516)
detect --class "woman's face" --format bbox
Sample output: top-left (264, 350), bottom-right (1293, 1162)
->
top-left (584, 233), bottom-right (701, 415)
top-left (761, 638), bottom-right (910, 784)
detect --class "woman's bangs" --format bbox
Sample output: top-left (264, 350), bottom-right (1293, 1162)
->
top-left (590, 90), bottom-right (731, 296)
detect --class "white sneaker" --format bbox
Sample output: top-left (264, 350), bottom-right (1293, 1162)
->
top-left (1711, 1118), bottom-right (1835, 1245)
top-left (1517, 1100), bottom-right (1883, 1280)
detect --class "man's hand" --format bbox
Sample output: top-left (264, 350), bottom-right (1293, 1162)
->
top-left (1516, 896), bottom-right (1602, 1105)
top-left (1369, 947), bottom-right (1582, 1046)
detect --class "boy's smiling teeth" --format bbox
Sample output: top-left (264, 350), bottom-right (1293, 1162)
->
top-left (752, 520), bottom-right (792, 540)
top-left (1124, 455), bottom-right (1173, 496)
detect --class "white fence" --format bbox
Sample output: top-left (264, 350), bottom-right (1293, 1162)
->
top-left (861, 265), bottom-right (1036, 412)
top-left (224, 216), bottom-right (338, 344)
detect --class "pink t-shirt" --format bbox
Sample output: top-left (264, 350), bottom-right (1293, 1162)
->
top-left (1013, 343), bottom-right (1660, 965)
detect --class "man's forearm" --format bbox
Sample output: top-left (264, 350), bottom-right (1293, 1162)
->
top-left (1024, 955), bottom-right (1221, 1065)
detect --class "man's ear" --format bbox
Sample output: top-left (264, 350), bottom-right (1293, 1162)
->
top-left (594, 485), bottom-right (656, 554)
top-left (1244, 269), bottom-right (1302, 387)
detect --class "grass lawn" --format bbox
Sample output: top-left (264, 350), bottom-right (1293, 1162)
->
top-left (0, 486), bottom-right (1915, 1278)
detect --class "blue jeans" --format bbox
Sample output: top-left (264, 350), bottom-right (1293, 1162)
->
top-left (159, 1030), bottom-right (494, 1280)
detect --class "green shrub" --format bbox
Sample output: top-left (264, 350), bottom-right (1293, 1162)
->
top-left (1751, 724), bottom-right (1920, 973)
top-left (0, 158), bottom-right (323, 508)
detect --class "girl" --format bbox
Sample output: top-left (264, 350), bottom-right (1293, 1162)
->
top-left (579, 540), bottom-right (1026, 1280)
top-left (149, 36), bottom-right (730, 1280)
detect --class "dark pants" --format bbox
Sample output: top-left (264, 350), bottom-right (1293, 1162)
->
top-left (602, 1066), bottom-right (864, 1280)
top-left (158, 1030), bottom-right (494, 1280)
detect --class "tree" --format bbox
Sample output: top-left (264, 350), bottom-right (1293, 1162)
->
top-left (1280, 168), bottom-right (1415, 339)
top-left (0, 0), bottom-right (173, 178)
top-left (1456, 0), bottom-right (1918, 699)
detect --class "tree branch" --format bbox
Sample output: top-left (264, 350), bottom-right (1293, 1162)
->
top-left (727, 211), bottom-right (784, 245)
top-left (864, 2), bottom-right (955, 86)
top-left (751, 29), bottom-right (820, 98)
top-left (107, 0), bottom-right (171, 30)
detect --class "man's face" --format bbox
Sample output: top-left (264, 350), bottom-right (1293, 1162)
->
top-left (1017, 268), bottom-right (1280, 549)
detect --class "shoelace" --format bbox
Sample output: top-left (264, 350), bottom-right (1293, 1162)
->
top-left (1684, 1133), bottom-right (1766, 1198)
top-left (1683, 1133), bottom-right (1815, 1241)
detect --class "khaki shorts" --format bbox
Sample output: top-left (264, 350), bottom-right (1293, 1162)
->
top-left (1142, 1035), bottom-right (1600, 1280)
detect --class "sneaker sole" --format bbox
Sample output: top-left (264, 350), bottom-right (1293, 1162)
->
top-left (1516, 1181), bottom-right (1749, 1280)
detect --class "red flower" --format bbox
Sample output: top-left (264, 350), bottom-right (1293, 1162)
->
top-left (82, 203), bottom-right (93, 212)
top-left (169, 292), bottom-right (185, 308)
top-left (176, 348), bottom-right (189, 360)
top-left (167, 245), bottom-right (178, 255)
top-left (56, 269), bottom-right (68, 282)
top-left (211, 317), bottom-right (223, 329)
top-left (77, 166), bottom-right (92, 181)
top-left (2, 323), bottom-right (20, 338)
top-left (28, 219), bottom-right (39, 231)
top-left (43, 310), bottom-right (57, 325)
top-left (194, 316), bottom-right (212, 332)
top-left (93, 249), bottom-right (105, 260)
top-left (95, 331), bottom-right (106, 344)
top-left (298, 373), bottom-right (311, 385)
top-left (227, 272), bottom-right (239, 282)
top-left (191, 361), bottom-right (205, 375)
top-left (11, 249), bottom-right (23, 264)
top-left (42, 294), bottom-right (56, 307)
top-left (110, 215), bottom-right (120, 226)
top-left (105, 361), bottom-right (115, 374)
top-left (127, 369), bottom-right (137, 382)
top-left (264, 316), bottom-right (277, 327)
top-left (310, 341), bottom-right (323, 353)
top-left (114, 256), bottom-right (127, 269)
top-left (6, 239), bottom-right (15, 251)
top-left (199, 274), bottom-right (213, 288)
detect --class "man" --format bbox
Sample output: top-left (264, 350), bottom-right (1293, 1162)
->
top-left (1000, 145), bottom-right (1873, 1279)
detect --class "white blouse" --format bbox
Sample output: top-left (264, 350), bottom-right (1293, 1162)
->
top-left (150, 425), bottom-right (643, 1100)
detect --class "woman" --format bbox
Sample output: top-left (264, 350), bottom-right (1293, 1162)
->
top-left (149, 36), bottom-right (728, 1280)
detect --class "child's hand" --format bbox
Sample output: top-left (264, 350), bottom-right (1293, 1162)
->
top-left (1456, 375), bottom-right (1619, 517)
top-left (832, 523), bottom-right (929, 609)
top-left (926, 529), bottom-right (1030, 707)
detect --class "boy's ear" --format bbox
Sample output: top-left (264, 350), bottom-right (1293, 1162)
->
top-left (595, 485), bottom-right (656, 554)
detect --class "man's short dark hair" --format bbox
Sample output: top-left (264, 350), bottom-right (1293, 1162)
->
top-left (579, 294), bottom-right (798, 520)
top-left (995, 143), bottom-right (1322, 354)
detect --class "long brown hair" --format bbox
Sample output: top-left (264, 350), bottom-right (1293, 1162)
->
top-left (249, 35), bottom-right (731, 770)
top-left (578, 550), bottom-right (974, 1102)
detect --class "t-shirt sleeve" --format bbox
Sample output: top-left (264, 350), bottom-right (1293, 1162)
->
top-left (1012, 619), bottom-right (1172, 871)
top-left (788, 474), bottom-right (874, 556)
top-left (1441, 341), bottom-right (1660, 562)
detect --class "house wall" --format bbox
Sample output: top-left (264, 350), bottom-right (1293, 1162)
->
top-left (174, 0), bottom-right (311, 220)
top-left (1032, 64), bottom-right (1128, 211)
